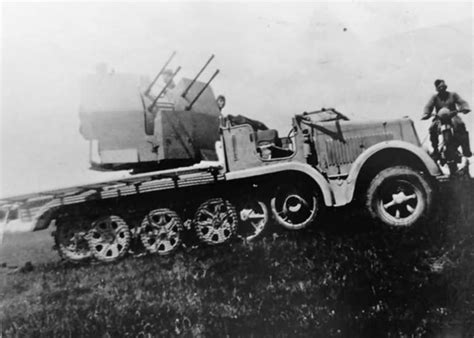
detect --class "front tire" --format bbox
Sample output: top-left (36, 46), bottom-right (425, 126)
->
top-left (366, 166), bottom-right (432, 227)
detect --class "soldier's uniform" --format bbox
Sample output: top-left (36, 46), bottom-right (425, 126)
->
top-left (422, 91), bottom-right (471, 157)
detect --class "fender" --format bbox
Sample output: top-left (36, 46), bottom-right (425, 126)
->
top-left (344, 140), bottom-right (442, 202)
top-left (32, 200), bottom-right (61, 231)
top-left (225, 162), bottom-right (334, 206)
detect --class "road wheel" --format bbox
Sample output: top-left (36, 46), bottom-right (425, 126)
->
top-left (140, 208), bottom-right (182, 255)
top-left (54, 220), bottom-right (92, 263)
top-left (194, 198), bottom-right (238, 245)
top-left (366, 166), bottom-right (432, 227)
top-left (271, 184), bottom-right (322, 230)
top-left (88, 215), bottom-right (131, 262)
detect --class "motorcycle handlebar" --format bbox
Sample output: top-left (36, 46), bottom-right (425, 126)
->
top-left (434, 110), bottom-right (460, 119)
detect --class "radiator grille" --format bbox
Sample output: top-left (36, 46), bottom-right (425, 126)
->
top-left (325, 134), bottom-right (393, 166)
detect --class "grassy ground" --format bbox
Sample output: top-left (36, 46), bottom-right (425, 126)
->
top-left (0, 227), bottom-right (57, 267)
top-left (1, 180), bottom-right (473, 337)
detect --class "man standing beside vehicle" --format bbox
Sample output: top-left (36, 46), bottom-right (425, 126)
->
top-left (422, 79), bottom-right (471, 160)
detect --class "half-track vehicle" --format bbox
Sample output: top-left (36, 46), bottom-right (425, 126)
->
top-left (0, 55), bottom-right (443, 263)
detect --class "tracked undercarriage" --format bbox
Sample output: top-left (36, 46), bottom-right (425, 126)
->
top-left (45, 169), bottom-right (322, 263)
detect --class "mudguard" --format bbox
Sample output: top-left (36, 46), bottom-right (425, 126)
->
top-left (225, 162), bottom-right (334, 206)
top-left (344, 140), bottom-right (442, 202)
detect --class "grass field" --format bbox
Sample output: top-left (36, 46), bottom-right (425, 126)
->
top-left (1, 180), bottom-right (473, 336)
top-left (0, 228), bottom-right (58, 267)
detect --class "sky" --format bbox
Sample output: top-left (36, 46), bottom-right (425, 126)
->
top-left (1, 1), bottom-right (473, 197)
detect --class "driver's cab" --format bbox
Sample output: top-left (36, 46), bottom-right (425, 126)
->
top-left (219, 115), bottom-right (307, 171)
top-left (218, 108), bottom-right (350, 172)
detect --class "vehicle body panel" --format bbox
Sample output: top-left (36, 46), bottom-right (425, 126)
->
top-left (309, 118), bottom-right (421, 177)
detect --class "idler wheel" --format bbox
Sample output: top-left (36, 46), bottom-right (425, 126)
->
top-left (237, 200), bottom-right (269, 241)
top-left (271, 184), bottom-right (321, 230)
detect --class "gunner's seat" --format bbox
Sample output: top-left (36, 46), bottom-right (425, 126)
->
top-left (225, 114), bottom-right (292, 159)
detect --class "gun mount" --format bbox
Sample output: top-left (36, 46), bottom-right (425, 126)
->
top-left (79, 54), bottom-right (222, 173)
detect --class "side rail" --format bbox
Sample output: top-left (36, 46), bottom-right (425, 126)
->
top-left (0, 165), bottom-right (224, 231)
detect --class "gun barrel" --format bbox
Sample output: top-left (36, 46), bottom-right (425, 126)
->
top-left (186, 69), bottom-right (220, 111)
top-left (181, 54), bottom-right (215, 99)
top-left (144, 51), bottom-right (176, 96)
top-left (149, 66), bottom-right (181, 111)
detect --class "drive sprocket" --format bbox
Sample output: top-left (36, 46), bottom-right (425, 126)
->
top-left (54, 219), bottom-right (92, 263)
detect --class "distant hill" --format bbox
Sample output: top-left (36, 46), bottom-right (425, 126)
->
top-left (362, 18), bottom-right (473, 116)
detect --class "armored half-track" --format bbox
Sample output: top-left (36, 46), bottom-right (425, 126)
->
top-left (0, 55), bottom-right (445, 264)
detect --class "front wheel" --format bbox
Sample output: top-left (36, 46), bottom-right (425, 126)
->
top-left (366, 166), bottom-right (433, 227)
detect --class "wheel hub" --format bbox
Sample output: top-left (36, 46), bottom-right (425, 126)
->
top-left (239, 208), bottom-right (252, 221)
top-left (284, 194), bottom-right (307, 213)
top-left (55, 221), bottom-right (92, 263)
top-left (392, 191), bottom-right (410, 205)
top-left (101, 232), bottom-right (115, 244)
top-left (379, 179), bottom-right (421, 222)
top-left (212, 218), bottom-right (222, 229)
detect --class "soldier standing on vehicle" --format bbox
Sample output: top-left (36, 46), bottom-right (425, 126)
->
top-left (422, 79), bottom-right (471, 159)
top-left (216, 94), bottom-right (269, 131)
top-left (216, 95), bottom-right (226, 112)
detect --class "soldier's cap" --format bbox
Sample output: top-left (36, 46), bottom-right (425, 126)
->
top-left (434, 79), bottom-right (445, 87)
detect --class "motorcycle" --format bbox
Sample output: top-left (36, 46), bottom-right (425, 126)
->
top-left (436, 108), bottom-right (469, 177)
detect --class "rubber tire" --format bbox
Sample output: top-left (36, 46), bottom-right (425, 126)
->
top-left (366, 166), bottom-right (432, 227)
